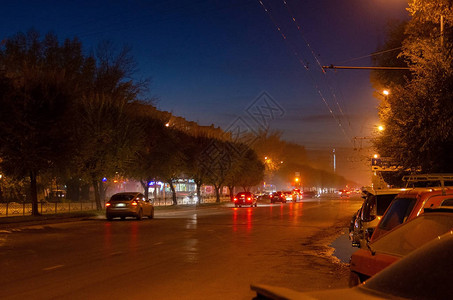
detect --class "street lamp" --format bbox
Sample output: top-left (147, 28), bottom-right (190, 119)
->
top-left (383, 90), bottom-right (390, 96)
top-left (378, 125), bottom-right (384, 132)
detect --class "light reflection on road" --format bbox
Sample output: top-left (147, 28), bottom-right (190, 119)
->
top-left (184, 214), bottom-right (199, 263)
top-left (232, 207), bottom-right (254, 232)
top-left (103, 222), bottom-right (112, 253)
top-left (129, 221), bottom-right (139, 255)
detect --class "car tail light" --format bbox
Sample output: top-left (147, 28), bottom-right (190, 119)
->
top-left (131, 201), bottom-right (138, 206)
top-left (233, 198), bottom-right (238, 202)
top-left (247, 197), bottom-right (251, 201)
top-left (105, 202), bottom-right (111, 207)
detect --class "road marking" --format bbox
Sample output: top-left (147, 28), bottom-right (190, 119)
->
top-left (42, 264), bottom-right (65, 271)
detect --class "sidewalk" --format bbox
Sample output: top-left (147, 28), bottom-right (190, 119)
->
top-left (0, 201), bottom-right (230, 229)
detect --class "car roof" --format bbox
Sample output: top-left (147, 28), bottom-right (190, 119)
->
top-left (362, 188), bottom-right (408, 196)
top-left (112, 192), bottom-right (141, 196)
top-left (395, 187), bottom-right (453, 198)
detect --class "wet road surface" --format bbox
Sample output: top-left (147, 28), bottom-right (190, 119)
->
top-left (0, 197), bottom-right (362, 299)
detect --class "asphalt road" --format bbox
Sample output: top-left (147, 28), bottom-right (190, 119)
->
top-left (0, 196), bottom-right (362, 300)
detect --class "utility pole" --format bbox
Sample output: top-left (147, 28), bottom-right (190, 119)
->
top-left (333, 148), bottom-right (336, 174)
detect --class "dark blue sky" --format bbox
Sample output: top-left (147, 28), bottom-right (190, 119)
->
top-left (1, 0), bottom-right (409, 183)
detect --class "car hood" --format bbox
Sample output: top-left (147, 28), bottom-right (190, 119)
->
top-left (250, 284), bottom-right (390, 300)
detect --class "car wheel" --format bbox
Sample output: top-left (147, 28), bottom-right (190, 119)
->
top-left (121, 216), bottom-right (126, 220)
top-left (348, 271), bottom-right (363, 287)
top-left (254, 203), bottom-right (258, 207)
top-left (149, 208), bottom-right (154, 219)
top-left (106, 215), bottom-right (113, 221)
top-left (136, 209), bottom-right (143, 220)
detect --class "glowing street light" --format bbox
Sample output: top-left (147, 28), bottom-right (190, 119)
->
top-left (383, 89), bottom-right (390, 96)
top-left (378, 125), bottom-right (385, 132)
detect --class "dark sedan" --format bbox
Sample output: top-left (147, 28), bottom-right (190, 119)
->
top-left (105, 192), bottom-right (154, 220)
top-left (233, 192), bottom-right (257, 207)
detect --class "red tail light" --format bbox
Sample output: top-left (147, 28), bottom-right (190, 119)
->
top-left (131, 201), bottom-right (138, 206)
top-left (233, 198), bottom-right (238, 202)
top-left (105, 202), bottom-right (111, 207)
top-left (247, 197), bottom-right (251, 201)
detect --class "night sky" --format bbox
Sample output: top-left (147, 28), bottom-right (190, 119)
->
top-left (1, 0), bottom-right (409, 184)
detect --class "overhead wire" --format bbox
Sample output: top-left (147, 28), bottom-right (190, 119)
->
top-left (281, 0), bottom-right (354, 142)
top-left (257, 0), bottom-right (352, 145)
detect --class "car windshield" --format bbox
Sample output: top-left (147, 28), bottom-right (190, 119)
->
top-left (110, 194), bottom-right (136, 201)
top-left (372, 213), bottom-right (453, 257)
top-left (378, 197), bottom-right (417, 231)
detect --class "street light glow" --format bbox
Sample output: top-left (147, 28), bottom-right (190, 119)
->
top-left (378, 125), bottom-right (384, 132)
top-left (383, 90), bottom-right (390, 96)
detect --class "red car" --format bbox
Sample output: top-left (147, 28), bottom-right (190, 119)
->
top-left (349, 207), bottom-right (453, 286)
top-left (233, 192), bottom-right (257, 207)
top-left (269, 191), bottom-right (286, 204)
top-left (339, 189), bottom-right (351, 197)
top-left (371, 187), bottom-right (453, 242)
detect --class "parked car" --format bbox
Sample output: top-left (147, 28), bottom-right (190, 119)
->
top-left (350, 188), bottom-right (405, 248)
top-left (251, 230), bottom-right (453, 299)
top-left (349, 207), bottom-right (453, 286)
top-left (233, 192), bottom-right (257, 207)
top-left (105, 192), bottom-right (154, 220)
top-left (270, 191), bottom-right (286, 204)
top-left (371, 187), bottom-right (453, 242)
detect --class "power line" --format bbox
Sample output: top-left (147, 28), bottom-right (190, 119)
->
top-left (257, 0), bottom-right (353, 146)
top-left (281, 0), bottom-right (353, 140)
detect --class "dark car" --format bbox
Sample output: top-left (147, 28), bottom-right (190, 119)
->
top-left (269, 191), bottom-right (286, 204)
top-left (233, 192), bottom-right (257, 207)
top-left (105, 192), bottom-right (154, 220)
top-left (252, 231), bottom-right (453, 299)
top-left (303, 190), bottom-right (319, 199)
top-left (350, 188), bottom-right (405, 248)
top-left (349, 207), bottom-right (453, 286)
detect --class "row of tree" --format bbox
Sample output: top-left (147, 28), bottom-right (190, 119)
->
top-left (0, 30), bottom-right (264, 215)
top-left (371, 0), bottom-right (453, 177)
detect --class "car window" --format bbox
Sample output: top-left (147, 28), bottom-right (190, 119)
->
top-left (378, 198), bottom-right (417, 231)
top-left (376, 194), bottom-right (398, 216)
top-left (372, 213), bottom-right (453, 257)
top-left (361, 195), bottom-right (376, 222)
top-left (111, 194), bottom-right (135, 201)
top-left (441, 198), bottom-right (453, 207)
